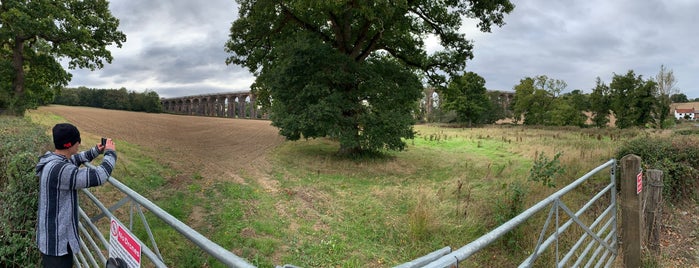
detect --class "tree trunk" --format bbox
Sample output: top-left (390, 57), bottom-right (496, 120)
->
top-left (9, 38), bottom-right (26, 116)
top-left (337, 117), bottom-right (362, 156)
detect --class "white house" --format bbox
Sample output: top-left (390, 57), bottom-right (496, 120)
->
top-left (674, 108), bottom-right (697, 120)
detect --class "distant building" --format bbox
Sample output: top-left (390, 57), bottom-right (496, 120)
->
top-left (674, 108), bottom-right (697, 120)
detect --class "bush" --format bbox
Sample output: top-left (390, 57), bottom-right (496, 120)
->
top-left (0, 116), bottom-right (50, 267)
top-left (616, 136), bottom-right (699, 203)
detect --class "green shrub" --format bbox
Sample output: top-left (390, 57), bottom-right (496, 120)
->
top-left (616, 136), bottom-right (699, 202)
top-left (0, 116), bottom-right (50, 267)
top-left (528, 151), bottom-right (565, 188)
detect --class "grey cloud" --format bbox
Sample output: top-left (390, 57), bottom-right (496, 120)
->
top-left (66, 0), bottom-right (699, 99)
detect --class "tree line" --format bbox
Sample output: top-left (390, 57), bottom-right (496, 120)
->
top-left (433, 65), bottom-right (687, 129)
top-left (53, 87), bottom-right (163, 113)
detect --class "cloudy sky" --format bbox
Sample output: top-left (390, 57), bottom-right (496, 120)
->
top-left (63, 0), bottom-right (699, 99)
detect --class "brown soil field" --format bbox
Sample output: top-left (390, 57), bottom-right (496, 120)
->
top-left (39, 105), bottom-right (285, 190)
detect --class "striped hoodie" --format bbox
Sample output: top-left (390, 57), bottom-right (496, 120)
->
top-left (35, 146), bottom-right (117, 256)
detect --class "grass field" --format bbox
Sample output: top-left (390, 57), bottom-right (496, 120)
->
top-left (24, 107), bottom-right (697, 267)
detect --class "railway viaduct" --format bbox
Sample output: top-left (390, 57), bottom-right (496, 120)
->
top-left (160, 90), bottom-right (513, 119)
top-left (160, 91), bottom-right (266, 119)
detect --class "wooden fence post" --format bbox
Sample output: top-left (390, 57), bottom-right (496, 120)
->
top-left (620, 154), bottom-right (642, 268)
top-left (644, 169), bottom-right (663, 255)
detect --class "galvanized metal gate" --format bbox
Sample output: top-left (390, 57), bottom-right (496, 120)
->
top-left (76, 160), bottom-right (618, 268)
top-left (397, 159), bottom-right (619, 268)
top-left (75, 164), bottom-right (256, 268)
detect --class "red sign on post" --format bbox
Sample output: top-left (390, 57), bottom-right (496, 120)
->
top-left (109, 218), bottom-right (142, 268)
top-left (636, 171), bottom-right (643, 194)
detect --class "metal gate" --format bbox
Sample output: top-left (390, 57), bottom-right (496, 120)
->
top-left (76, 160), bottom-right (618, 268)
top-left (397, 159), bottom-right (619, 268)
top-left (74, 164), bottom-right (255, 268)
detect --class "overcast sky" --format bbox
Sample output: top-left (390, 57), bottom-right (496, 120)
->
top-left (63, 0), bottom-right (699, 99)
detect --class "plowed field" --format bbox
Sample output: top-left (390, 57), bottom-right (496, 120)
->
top-left (39, 105), bottom-right (285, 185)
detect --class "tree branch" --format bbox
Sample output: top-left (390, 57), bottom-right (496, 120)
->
top-left (355, 30), bottom-right (382, 62)
top-left (327, 11), bottom-right (346, 52)
top-left (279, 3), bottom-right (334, 45)
top-left (349, 20), bottom-right (373, 59)
top-left (408, 6), bottom-right (447, 39)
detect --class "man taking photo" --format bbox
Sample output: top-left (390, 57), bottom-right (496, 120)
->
top-left (35, 123), bottom-right (117, 268)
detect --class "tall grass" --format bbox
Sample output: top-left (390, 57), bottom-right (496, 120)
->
top-left (263, 124), bottom-right (635, 267)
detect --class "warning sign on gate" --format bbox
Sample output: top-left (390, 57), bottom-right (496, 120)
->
top-left (109, 218), bottom-right (142, 268)
top-left (636, 171), bottom-right (643, 195)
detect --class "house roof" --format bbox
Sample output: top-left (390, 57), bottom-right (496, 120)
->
top-left (676, 108), bottom-right (695, 113)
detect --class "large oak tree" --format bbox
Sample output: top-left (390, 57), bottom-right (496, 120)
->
top-left (226, 0), bottom-right (514, 155)
top-left (0, 0), bottom-right (126, 115)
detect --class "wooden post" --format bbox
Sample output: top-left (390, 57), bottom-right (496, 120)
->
top-left (620, 154), bottom-right (642, 268)
top-left (644, 169), bottom-right (663, 255)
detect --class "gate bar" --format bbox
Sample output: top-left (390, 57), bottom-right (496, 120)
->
top-left (421, 159), bottom-right (616, 268)
top-left (106, 176), bottom-right (256, 268)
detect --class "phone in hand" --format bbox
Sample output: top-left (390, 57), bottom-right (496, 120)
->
top-left (101, 137), bottom-right (107, 147)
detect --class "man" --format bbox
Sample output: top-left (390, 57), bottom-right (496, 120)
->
top-left (36, 123), bottom-right (117, 268)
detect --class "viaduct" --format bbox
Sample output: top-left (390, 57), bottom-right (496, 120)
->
top-left (160, 91), bottom-right (266, 119)
top-left (160, 90), bottom-right (514, 119)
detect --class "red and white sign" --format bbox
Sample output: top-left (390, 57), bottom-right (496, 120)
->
top-left (109, 218), bottom-right (142, 268)
top-left (636, 171), bottom-right (643, 194)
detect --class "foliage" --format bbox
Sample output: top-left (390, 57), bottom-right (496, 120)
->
top-left (485, 90), bottom-right (511, 123)
top-left (528, 151), bottom-right (565, 188)
top-left (441, 72), bottom-right (493, 126)
top-left (0, 0), bottom-right (126, 115)
top-left (589, 77), bottom-right (611, 128)
top-left (609, 70), bottom-right (658, 129)
top-left (226, 0), bottom-right (514, 154)
top-left (553, 90), bottom-right (588, 127)
top-left (253, 36), bottom-right (422, 154)
top-left (0, 117), bottom-right (50, 266)
top-left (616, 136), bottom-right (699, 202)
top-left (53, 87), bottom-right (163, 113)
top-left (670, 93), bottom-right (689, 103)
top-left (511, 75), bottom-right (567, 125)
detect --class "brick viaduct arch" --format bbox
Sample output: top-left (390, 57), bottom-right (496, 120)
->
top-left (160, 92), bottom-right (266, 119)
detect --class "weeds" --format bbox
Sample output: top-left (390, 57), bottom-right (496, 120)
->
top-left (407, 191), bottom-right (435, 241)
top-left (528, 151), bottom-right (565, 188)
top-left (494, 181), bottom-right (527, 252)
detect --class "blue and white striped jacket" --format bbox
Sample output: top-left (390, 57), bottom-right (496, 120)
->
top-left (35, 146), bottom-right (117, 256)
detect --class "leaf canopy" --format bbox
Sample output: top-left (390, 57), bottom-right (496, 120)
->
top-left (0, 0), bottom-right (126, 114)
top-left (226, 0), bottom-right (513, 154)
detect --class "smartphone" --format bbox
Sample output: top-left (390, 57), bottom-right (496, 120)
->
top-left (101, 137), bottom-right (107, 147)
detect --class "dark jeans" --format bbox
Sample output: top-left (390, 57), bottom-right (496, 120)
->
top-left (41, 246), bottom-right (73, 268)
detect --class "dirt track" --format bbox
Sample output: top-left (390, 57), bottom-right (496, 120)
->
top-left (39, 105), bottom-right (285, 183)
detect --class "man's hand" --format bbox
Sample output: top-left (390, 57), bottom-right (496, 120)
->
top-left (104, 138), bottom-right (116, 151)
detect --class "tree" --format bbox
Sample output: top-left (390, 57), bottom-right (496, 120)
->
top-left (654, 65), bottom-right (677, 128)
top-left (609, 70), bottom-right (657, 129)
top-left (670, 93), bottom-right (689, 103)
top-left (0, 0), bottom-right (126, 115)
top-left (511, 75), bottom-right (565, 125)
top-left (552, 90), bottom-right (588, 127)
top-left (226, 0), bottom-right (514, 155)
top-left (441, 72), bottom-right (492, 126)
top-left (484, 90), bottom-right (509, 124)
top-left (589, 77), bottom-right (611, 128)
